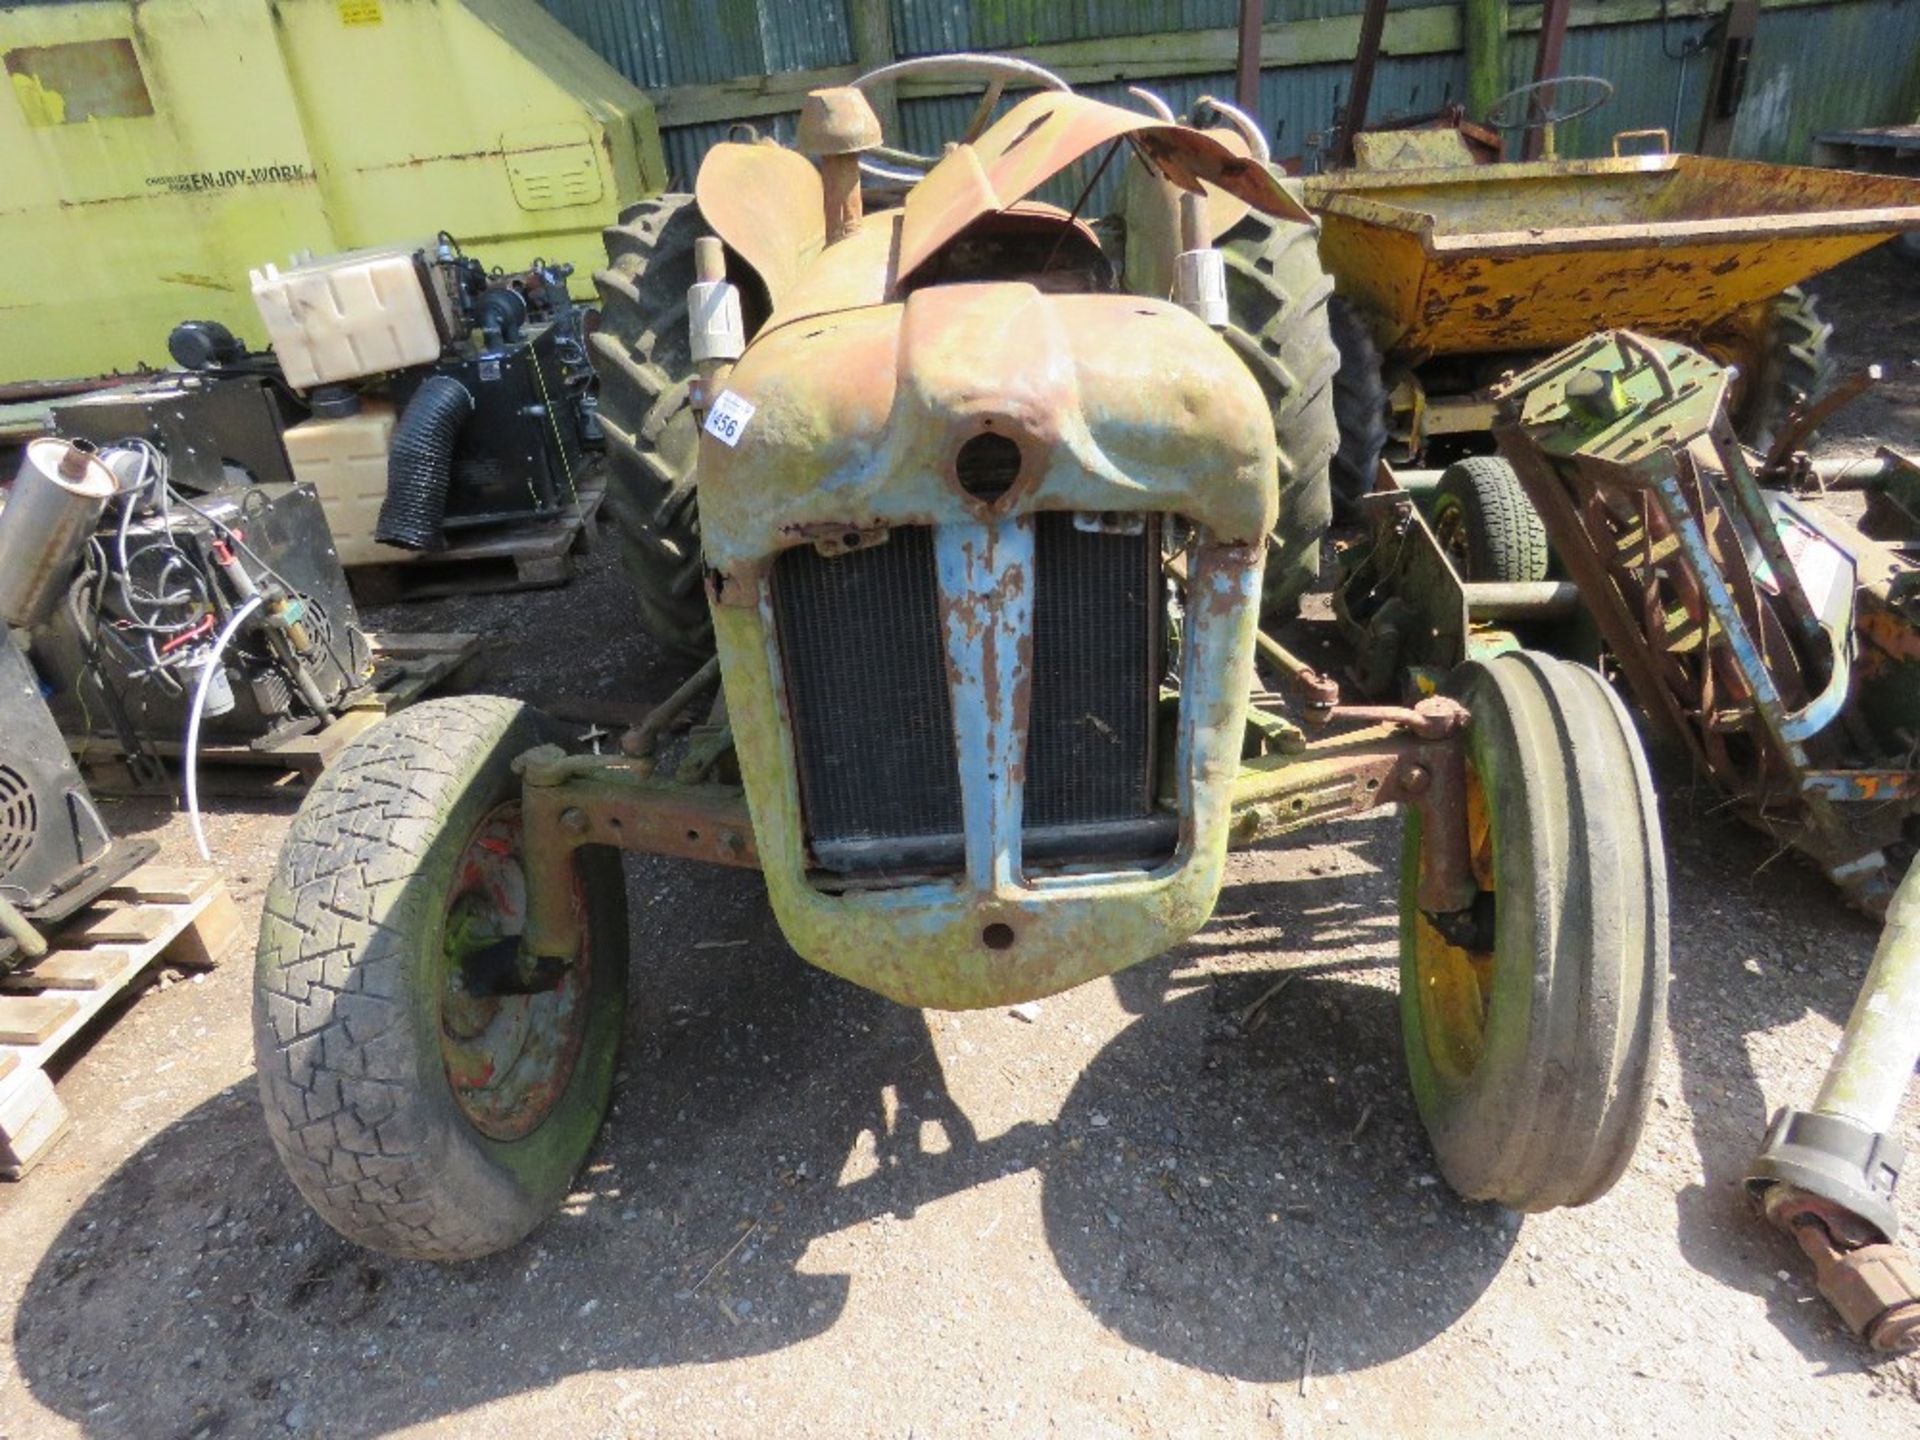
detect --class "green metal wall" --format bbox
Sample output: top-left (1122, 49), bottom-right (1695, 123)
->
top-left (536, 0), bottom-right (1920, 180)
top-left (1506, 0), bottom-right (1920, 163)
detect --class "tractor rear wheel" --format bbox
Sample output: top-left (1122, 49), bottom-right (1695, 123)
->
top-left (1398, 652), bottom-right (1667, 1211)
top-left (591, 194), bottom-right (713, 656)
top-left (254, 696), bottom-right (629, 1260)
top-left (1326, 296), bottom-right (1390, 518)
top-left (1217, 210), bottom-right (1343, 619)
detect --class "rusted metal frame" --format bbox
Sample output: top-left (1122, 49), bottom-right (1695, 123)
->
top-left (1234, 0), bottom-right (1263, 117)
top-left (517, 747), bottom-right (760, 965)
top-left (1521, 0), bottom-right (1574, 161)
top-left (1339, 0), bottom-right (1392, 168)
top-left (1657, 460), bottom-right (1842, 845)
top-left (1499, 436), bottom-right (1709, 771)
top-left (1658, 453), bottom-right (1865, 858)
top-left (1762, 366), bottom-right (1882, 477)
top-left (1229, 712), bottom-right (1477, 914)
top-left (1800, 771), bottom-right (1920, 802)
top-left (1672, 462), bottom-right (1772, 722)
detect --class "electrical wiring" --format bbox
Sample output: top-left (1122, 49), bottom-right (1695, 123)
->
top-left (184, 594), bottom-right (262, 861)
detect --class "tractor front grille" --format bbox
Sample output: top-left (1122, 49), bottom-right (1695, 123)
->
top-left (1026, 513), bottom-right (1160, 829)
top-left (772, 516), bottom-right (1164, 877)
top-left (773, 528), bottom-right (964, 848)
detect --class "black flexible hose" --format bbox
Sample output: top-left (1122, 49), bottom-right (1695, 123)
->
top-left (376, 375), bottom-right (473, 550)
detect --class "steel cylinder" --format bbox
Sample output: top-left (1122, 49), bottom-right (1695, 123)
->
top-left (0, 438), bottom-right (115, 630)
top-left (1814, 861), bottom-right (1920, 1134)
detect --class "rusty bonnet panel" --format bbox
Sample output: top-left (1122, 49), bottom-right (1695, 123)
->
top-left (697, 281), bottom-right (1278, 579)
top-left (896, 91), bottom-right (1310, 282)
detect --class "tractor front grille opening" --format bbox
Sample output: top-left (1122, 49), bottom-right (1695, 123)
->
top-left (773, 514), bottom-right (1177, 883)
top-left (773, 528), bottom-right (964, 858)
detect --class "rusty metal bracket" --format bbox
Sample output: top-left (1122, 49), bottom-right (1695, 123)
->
top-left (516, 744), bottom-right (760, 962)
top-left (1761, 365), bottom-right (1882, 479)
top-left (1323, 694), bottom-right (1469, 741)
top-left (620, 657), bottom-right (721, 760)
top-left (1253, 627), bottom-right (1341, 713)
top-left (1762, 1186), bottom-right (1920, 1352)
top-left (1228, 701), bottom-right (1477, 913)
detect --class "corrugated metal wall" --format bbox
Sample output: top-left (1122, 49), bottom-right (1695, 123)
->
top-left (1503, 0), bottom-right (1920, 163)
top-left (538, 0), bottom-right (1920, 186)
top-left (892, 0), bottom-right (1455, 55)
top-left (539, 0), bottom-right (849, 86)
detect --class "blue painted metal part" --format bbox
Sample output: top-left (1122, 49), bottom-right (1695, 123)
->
top-left (935, 518), bottom-right (1034, 894)
top-left (1657, 476), bottom-right (1808, 753)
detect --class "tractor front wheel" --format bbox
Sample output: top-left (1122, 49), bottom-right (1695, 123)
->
top-left (254, 696), bottom-right (629, 1260)
top-left (1399, 652), bottom-right (1667, 1211)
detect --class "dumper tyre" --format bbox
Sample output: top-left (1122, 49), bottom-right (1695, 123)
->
top-left (254, 696), bottom-right (629, 1260)
top-left (592, 193), bottom-right (714, 657)
top-left (1432, 456), bottom-right (1550, 585)
top-left (1325, 296), bottom-right (1390, 519)
top-left (1218, 210), bottom-right (1342, 620)
top-left (1398, 652), bottom-right (1668, 1211)
top-left (1704, 285), bottom-right (1835, 450)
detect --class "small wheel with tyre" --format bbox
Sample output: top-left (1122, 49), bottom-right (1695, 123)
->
top-left (1431, 456), bottom-right (1550, 585)
top-left (254, 695), bottom-right (629, 1260)
top-left (1399, 652), bottom-right (1668, 1211)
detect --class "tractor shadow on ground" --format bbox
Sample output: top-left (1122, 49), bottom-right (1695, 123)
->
top-left (1655, 786), bottom-right (1899, 1365)
top-left (16, 831), bottom-right (1508, 1435)
top-left (1043, 828), bottom-right (1517, 1382)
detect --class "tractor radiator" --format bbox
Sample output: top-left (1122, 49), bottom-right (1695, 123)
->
top-left (772, 516), bottom-right (1164, 876)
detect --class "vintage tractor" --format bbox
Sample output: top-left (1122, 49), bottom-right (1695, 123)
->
top-left (252, 64), bottom-right (1668, 1261)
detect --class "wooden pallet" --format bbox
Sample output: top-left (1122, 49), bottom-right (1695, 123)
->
top-left (71, 629), bottom-right (486, 796)
top-left (0, 864), bottom-right (242, 1179)
top-left (346, 469), bottom-right (605, 604)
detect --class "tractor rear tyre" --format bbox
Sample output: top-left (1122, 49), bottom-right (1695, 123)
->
top-left (1432, 456), bottom-right (1550, 585)
top-left (592, 194), bottom-right (714, 656)
top-left (255, 696), bottom-right (630, 1260)
top-left (1398, 652), bottom-right (1667, 1211)
top-left (1217, 210), bottom-right (1343, 619)
top-left (1326, 295), bottom-right (1390, 518)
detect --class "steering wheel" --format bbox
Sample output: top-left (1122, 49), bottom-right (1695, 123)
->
top-left (852, 53), bottom-right (1071, 177)
top-left (1484, 75), bottom-right (1615, 132)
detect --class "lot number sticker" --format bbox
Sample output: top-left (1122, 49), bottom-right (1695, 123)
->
top-left (705, 391), bottom-right (756, 447)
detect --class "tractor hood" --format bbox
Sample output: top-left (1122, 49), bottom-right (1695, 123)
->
top-left (696, 281), bottom-right (1279, 582)
top-left (695, 90), bottom-right (1310, 316)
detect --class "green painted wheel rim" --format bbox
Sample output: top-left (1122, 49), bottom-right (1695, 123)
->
top-left (1410, 759), bottom-right (1496, 1089)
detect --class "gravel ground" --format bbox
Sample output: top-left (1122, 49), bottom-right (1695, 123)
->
top-left (1, 244), bottom-right (1918, 1440)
